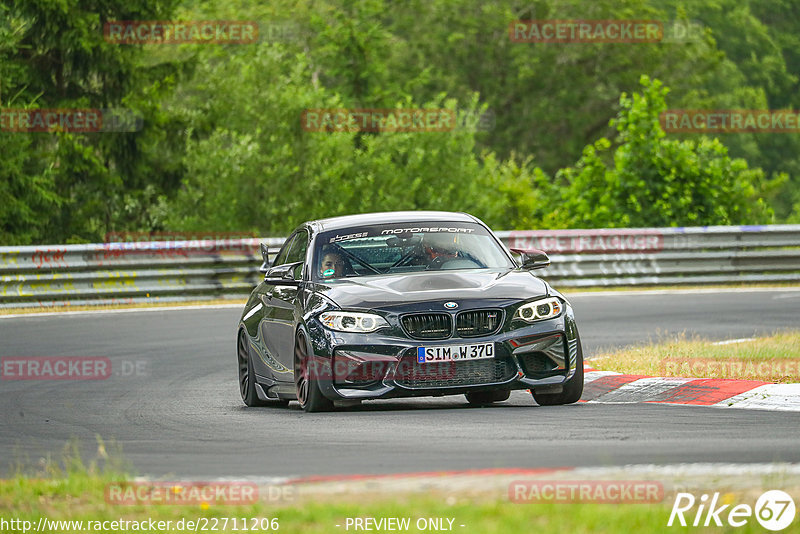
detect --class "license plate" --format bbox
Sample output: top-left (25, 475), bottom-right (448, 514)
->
top-left (416, 342), bottom-right (494, 363)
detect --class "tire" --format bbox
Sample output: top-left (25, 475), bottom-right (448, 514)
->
top-left (465, 389), bottom-right (511, 405)
top-left (294, 331), bottom-right (334, 413)
top-left (238, 330), bottom-right (288, 407)
top-left (532, 335), bottom-right (584, 406)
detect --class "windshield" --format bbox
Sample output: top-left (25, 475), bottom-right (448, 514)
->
top-left (313, 222), bottom-right (514, 280)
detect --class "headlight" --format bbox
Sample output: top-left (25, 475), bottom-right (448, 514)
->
top-left (318, 311), bottom-right (389, 333)
top-left (513, 297), bottom-right (563, 323)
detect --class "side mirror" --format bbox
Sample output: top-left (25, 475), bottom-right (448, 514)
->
top-left (264, 261), bottom-right (303, 285)
top-left (510, 247), bottom-right (550, 270)
top-left (259, 243), bottom-right (271, 274)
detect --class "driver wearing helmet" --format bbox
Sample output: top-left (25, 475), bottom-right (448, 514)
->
top-left (420, 232), bottom-right (460, 267)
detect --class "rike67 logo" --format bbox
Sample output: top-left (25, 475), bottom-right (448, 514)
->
top-left (668, 490), bottom-right (796, 531)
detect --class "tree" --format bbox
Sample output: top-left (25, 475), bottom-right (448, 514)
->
top-left (550, 76), bottom-right (774, 228)
top-left (163, 41), bottom-right (542, 233)
top-left (1, 0), bottom-right (180, 243)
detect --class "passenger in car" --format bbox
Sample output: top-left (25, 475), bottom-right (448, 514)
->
top-left (319, 250), bottom-right (348, 278)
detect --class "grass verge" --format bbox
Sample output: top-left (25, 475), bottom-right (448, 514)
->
top-left (0, 298), bottom-right (245, 315)
top-left (3, 441), bottom-right (799, 533)
top-left (590, 331), bottom-right (800, 382)
top-left (4, 474), bottom-right (798, 533)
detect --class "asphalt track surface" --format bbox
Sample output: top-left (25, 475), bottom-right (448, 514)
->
top-left (1, 289), bottom-right (799, 478)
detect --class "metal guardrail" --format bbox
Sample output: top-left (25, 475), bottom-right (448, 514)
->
top-left (496, 225), bottom-right (800, 287)
top-left (0, 238), bottom-right (285, 309)
top-left (1, 225), bottom-right (799, 308)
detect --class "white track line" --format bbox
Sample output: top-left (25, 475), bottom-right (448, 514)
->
top-left (717, 383), bottom-right (800, 412)
top-left (3, 286), bottom-right (799, 318)
top-left (143, 463), bottom-right (800, 485)
top-left (0, 303), bottom-right (242, 319)
top-left (567, 287), bottom-right (800, 297)
top-left (590, 376), bottom-right (695, 403)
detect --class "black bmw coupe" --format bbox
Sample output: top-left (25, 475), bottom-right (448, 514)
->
top-left (237, 211), bottom-right (584, 411)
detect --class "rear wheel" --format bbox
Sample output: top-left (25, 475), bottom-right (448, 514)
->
top-left (532, 335), bottom-right (584, 406)
top-left (294, 331), bottom-right (334, 413)
top-left (465, 389), bottom-right (510, 405)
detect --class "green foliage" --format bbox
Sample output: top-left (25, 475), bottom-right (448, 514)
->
top-left (552, 76), bottom-right (773, 228)
top-left (0, 0), bottom-right (797, 245)
top-left (0, 131), bottom-right (60, 245)
top-left (163, 42), bottom-right (538, 233)
top-left (0, 0), bottom-right (180, 244)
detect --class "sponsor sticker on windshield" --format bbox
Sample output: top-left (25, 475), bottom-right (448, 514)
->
top-left (324, 224), bottom-right (482, 244)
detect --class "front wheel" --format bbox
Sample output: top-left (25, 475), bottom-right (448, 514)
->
top-left (294, 331), bottom-right (334, 413)
top-left (532, 335), bottom-right (584, 406)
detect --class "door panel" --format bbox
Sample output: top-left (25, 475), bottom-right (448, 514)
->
top-left (263, 230), bottom-right (309, 378)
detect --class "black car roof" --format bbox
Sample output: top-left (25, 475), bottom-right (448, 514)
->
top-left (308, 211), bottom-right (481, 232)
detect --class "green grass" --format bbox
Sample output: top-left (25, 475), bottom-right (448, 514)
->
top-left (0, 297), bottom-right (245, 315)
top-left (5, 475), bottom-right (799, 533)
top-left (2, 440), bottom-right (799, 533)
top-left (591, 331), bottom-right (800, 382)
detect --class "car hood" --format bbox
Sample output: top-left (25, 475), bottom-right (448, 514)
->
top-left (311, 269), bottom-right (548, 309)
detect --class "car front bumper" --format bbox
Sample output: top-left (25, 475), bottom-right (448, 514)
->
top-left (307, 305), bottom-right (581, 401)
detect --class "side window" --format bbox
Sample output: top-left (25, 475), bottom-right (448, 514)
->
top-left (272, 234), bottom-right (296, 267)
top-left (284, 230), bottom-right (309, 280)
